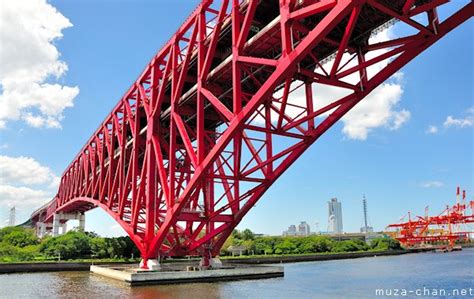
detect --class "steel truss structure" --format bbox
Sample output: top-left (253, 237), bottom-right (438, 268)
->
top-left (30, 0), bottom-right (473, 267)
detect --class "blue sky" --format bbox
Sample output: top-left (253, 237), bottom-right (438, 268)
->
top-left (0, 1), bottom-right (472, 237)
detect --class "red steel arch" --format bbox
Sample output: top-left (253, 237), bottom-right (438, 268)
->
top-left (30, 0), bottom-right (473, 266)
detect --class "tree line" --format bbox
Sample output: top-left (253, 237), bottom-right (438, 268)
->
top-left (0, 226), bottom-right (401, 262)
top-left (221, 229), bottom-right (402, 256)
top-left (0, 226), bottom-right (139, 262)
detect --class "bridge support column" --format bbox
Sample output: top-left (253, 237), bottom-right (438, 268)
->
top-left (61, 222), bottom-right (67, 234)
top-left (52, 212), bottom-right (86, 236)
top-left (78, 213), bottom-right (85, 231)
top-left (53, 214), bottom-right (60, 237)
top-left (36, 222), bottom-right (47, 238)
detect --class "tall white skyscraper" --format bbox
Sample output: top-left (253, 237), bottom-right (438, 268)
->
top-left (328, 198), bottom-right (343, 233)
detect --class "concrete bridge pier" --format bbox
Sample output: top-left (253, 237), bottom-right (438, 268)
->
top-left (52, 212), bottom-right (86, 237)
top-left (36, 222), bottom-right (53, 238)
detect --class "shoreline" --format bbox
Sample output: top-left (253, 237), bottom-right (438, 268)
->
top-left (224, 248), bottom-right (433, 264)
top-left (0, 248), bottom-right (435, 274)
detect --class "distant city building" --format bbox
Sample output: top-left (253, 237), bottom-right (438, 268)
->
top-left (283, 222), bottom-right (311, 236)
top-left (360, 195), bottom-right (374, 233)
top-left (283, 224), bottom-right (297, 236)
top-left (298, 221), bottom-right (310, 236)
top-left (328, 198), bottom-right (343, 233)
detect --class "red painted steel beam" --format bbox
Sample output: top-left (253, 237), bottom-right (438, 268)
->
top-left (29, 0), bottom-right (472, 265)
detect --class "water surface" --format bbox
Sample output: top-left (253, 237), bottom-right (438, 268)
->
top-left (1, 249), bottom-right (473, 298)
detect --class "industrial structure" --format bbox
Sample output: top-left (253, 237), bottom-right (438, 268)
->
top-left (360, 195), bottom-right (373, 233)
top-left (386, 187), bottom-right (474, 250)
top-left (26, 0), bottom-right (472, 268)
top-left (328, 198), bottom-right (343, 233)
top-left (8, 207), bottom-right (15, 227)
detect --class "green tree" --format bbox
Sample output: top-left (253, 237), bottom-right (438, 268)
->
top-left (275, 239), bottom-right (296, 254)
top-left (241, 229), bottom-right (255, 241)
top-left (253, 238), bottom-right (273, 255)
top-left (370, 237), bottom-right (401, 251)
top-left (0, 243), bottom-right (19, 262)
top-left (231, 229), bottom-right (242, 240)
top-left (117, 236), bottom-right (140, 258)
top-left (3, 229), bottom-right (38, 247)
top-left (40, 231), bottom-right (91, 259)
top-left (331, 240), bottom-right (368, 253)
top-left (0, 226), bottom-right (24, 241)
top-left (90, 237), bottom-right (107, 258)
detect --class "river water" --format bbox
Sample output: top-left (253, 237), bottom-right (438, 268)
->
top-left (1, 249), bottom-right (473, 299)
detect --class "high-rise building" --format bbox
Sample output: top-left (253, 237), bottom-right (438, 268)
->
top-left (360, 195), bottom-right (374, 233)
top-left (298, 221), bottom-right (310, 236)
top-left (328, 198), bottom-right (343, 233)
top-left (283, 224), bottom-right (297, 236)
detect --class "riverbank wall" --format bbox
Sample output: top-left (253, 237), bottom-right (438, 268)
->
top-left (0, 262), bottom-right (129, 274)
top-left (226, 248), bottom-right (433, 264)
top-left (0, 248), bottom-right (434, 274)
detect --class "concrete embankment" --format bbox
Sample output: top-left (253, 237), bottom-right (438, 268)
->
top-left (0, 262), bottom-right (133, 274)
top-left (225, 248), bottom-right (433, 264)
top-left (0, 249), bottom-right (432, 274)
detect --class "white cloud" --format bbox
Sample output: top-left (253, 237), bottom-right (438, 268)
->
top-left (420, 181), bottom-right (444, 188)
top-left (0, 185), bottom-right (51, 209)
top-left (23, 113), bottom-right (46, 128)
top-left (0, 155), bottom-right (59, 224)
top-left (0, 0), bottom-right (79, 129)
top-left (426, 125), bottom-right (439, 134)
top-left (0, 155), bottom-right (58, 186)
top-left (443, 109), bottom-right (473, 128)
top-left (340, 81), bottom-right (407, 140)
top-left (391, 110), bottom-right (411, 130)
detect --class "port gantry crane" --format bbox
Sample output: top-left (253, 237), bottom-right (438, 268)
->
top-left (387, 187), bottom-right (474, 250)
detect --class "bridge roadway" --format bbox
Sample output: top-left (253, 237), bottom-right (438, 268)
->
top-left (28, 0), bottom-right (473, 268)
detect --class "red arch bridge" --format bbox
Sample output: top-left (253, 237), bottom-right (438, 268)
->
top-left (29, 0), bottom-right (472, 268)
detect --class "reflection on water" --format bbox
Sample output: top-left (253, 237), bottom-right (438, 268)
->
top-left (1, 249), bottom-right (473, 299)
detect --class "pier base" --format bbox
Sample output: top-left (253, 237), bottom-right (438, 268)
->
top-left (199, 257), bottom-right (223, 269)
top-left (139, 259), bottom-right (160, 270)
top-left (90, 263), bottom-right (283, 286)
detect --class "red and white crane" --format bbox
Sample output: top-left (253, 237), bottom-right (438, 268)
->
top-left (387, 187), bottom-right (474, 250)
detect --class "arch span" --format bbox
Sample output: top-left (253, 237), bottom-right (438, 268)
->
top-left (30, 0), bottom-right (473, 267)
